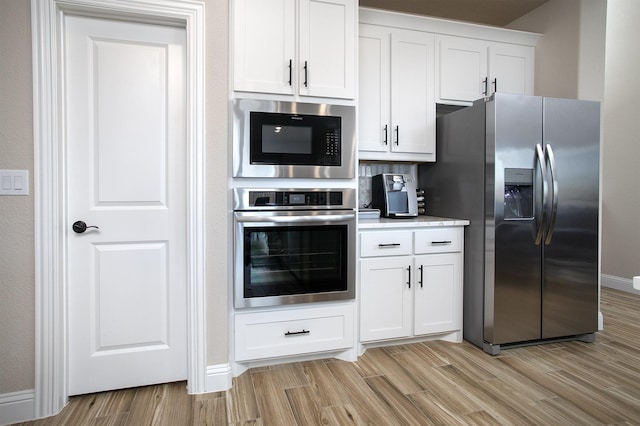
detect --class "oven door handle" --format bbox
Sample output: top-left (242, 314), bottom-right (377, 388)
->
top-left (235, 213), bottom-right (356, 223)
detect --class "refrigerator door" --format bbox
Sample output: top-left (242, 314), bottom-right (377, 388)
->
top-left (542, 98), bottom-right (599, 339)
top-left (484, 93), bottom-right (544, 345)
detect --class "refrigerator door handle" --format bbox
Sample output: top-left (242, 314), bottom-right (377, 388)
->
top-left (545, 144), bottom-right (559, 245)
top-left (534, 143), bottom-right (548, 245)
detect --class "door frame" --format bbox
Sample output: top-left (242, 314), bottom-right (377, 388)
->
top-left (31, 0), bottom-right (206, 418)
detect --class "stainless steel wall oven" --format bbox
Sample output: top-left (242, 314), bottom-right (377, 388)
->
top-left (233, 188), bottom-right (356, 308)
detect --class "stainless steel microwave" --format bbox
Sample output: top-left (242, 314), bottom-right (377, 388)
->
top-left (232, 99), bottom-right (355, 178)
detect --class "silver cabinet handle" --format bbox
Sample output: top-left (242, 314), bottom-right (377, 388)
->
top-left (378, 243), bottom-right (401, 248)
top-left (430, 240), bottom-right (452, 245)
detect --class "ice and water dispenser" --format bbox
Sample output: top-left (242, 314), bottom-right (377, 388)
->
top-left (504, 168), bottom-right (534, 220)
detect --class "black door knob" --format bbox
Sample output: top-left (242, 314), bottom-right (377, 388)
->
top-left (72, 221), bottom-right (99, 233)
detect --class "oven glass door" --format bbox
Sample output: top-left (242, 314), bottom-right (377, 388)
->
top-left (234, 211), bottom-right (355, 308)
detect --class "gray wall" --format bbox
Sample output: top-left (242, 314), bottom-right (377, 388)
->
top-left (0, 0), bottom-right (35, 394)
top-left (0, 0), bottom-right (231, 395)
top-left (600, 0), bottom-right (640, 280)
top-left (511, 0), bottom-right (640, 282)
top-left (508, 0), bottom-right (607, 102)
top-left (509, 0), bottom-right (583, 99)
top-left (2, 0), bottom-right (637, 402)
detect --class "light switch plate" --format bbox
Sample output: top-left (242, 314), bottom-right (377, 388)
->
top-left (0, 170), bottom-right (29, 195)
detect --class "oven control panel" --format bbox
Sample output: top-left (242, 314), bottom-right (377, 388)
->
top-left (234, 188), bottom-right (356, 210)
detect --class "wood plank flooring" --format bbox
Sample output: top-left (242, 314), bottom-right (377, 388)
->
top-left (15, 287), bottom-right (640, 425)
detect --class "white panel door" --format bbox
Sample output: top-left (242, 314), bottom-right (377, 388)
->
top-left (360, 257), bottom-right (412, 342)
top-left (437, 35), bottom-right (487, 102)
top-left (65, 15), bottom-right (187, 395)
top-left (390, 30), bottom-right (435, 156)
top-left (414, 253), bottom-right (462, 336)
top-left (358, 24), bottom-right (391, 153)
top-left (488, 42), bottom-right (534, 96)
top-left (299, 0), bottom-right (356, 98)
top-left (233, 0), bottom-right (296, 94)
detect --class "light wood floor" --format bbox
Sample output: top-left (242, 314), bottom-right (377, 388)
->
top-left (15, 287), bottom-right (640, 425)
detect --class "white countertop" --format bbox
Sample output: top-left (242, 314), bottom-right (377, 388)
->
top-left (358, 215), bottom-right (470, 229)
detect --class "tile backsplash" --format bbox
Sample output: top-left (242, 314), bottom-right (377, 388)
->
top-left (358, 162), bottom-right (417, 208)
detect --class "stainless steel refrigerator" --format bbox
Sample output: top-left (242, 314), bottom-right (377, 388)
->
top-left (420, 93), bottom-right (600, 354)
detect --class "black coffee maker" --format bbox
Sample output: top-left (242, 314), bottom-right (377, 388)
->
top-left (371, 173), bottom-right (418, 218)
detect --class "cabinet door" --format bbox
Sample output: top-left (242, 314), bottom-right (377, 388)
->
top-left (358, 24), bottom-right (390, 153)
top-left (360, 257), bottom-right (412, 342)
top-left (437, 35), bottom-right (487, 103)
top-left (488, 42), bottom-right (534, 96)
top-left (391, 30), bottom-right (435, 157)
top-left (414, 253), bottom-right (462, 336)
top-left (233, 0), bottom-right (295, 95)
top-left (299, 0), bottom-right (356, 99)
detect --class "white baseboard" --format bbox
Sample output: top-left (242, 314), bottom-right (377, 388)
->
top-left (205, 364), bottom-right (232, 393)
top-left (598, 311), bottom-right (604, 331)
top-left (601, 274), bottom-right (640, 296)
top-left (0, 389), bottom-right (35, 425)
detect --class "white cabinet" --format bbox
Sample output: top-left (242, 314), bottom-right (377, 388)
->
top-left (359, 227), bottom-right (463, 343)
top-left (358, 24), bottom-right (436, 162)
top-left (437, 35), bottom-right (534, 104)
top-left (235, 304), bottom-right (354, 361)
top-left (360, 256), bottom-right (413, 341)
top-left (233, 0), bottom-right (356, 99)
top-left (413, 253), bottom-right (461, 336)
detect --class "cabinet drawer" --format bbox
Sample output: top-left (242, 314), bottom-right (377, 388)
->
top-left (414, 228), bottom-right (462, 254)
top-left (360, 230), bottom-right (413, 257)
top-left (234, 305), bottom-right (354, 361)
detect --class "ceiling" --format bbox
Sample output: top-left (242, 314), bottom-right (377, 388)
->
top-left (358, 0), bottom-right (550, 27)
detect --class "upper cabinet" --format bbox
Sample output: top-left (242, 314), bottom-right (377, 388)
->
top-left (233, 0), bottom-right (357, 100)
top-left (359, 24), bottom-right (436, 162)
top-left (359, 8), bottom-right (540, 110)
top-left (437, 35), bottom-right (534, 104)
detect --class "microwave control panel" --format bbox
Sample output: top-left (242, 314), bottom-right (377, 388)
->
top-left (324, 130), bottom-right (340, 163)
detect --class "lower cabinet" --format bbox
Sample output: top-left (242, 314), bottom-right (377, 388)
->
top-left (359, 227), bottom-right (463, 343)
top-left (234, 303), bottom-right (354, 361)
